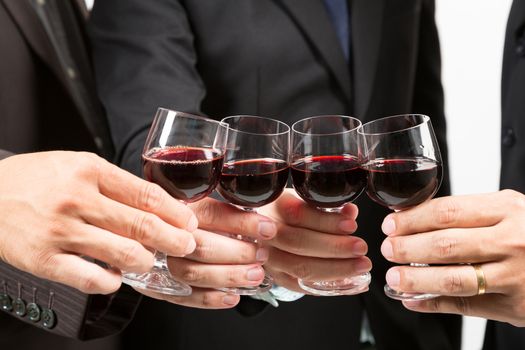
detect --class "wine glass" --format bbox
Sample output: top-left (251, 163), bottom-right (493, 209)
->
top-left (122, 108), bottom-right (228, 296)
top-left (216, 115), bottom-right (290, 295)
top-left (359, 114), bottom-right (443, 301)
top-left (290, 115), bottom-right (370, 296)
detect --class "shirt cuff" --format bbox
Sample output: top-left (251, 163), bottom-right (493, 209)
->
top-left (250, 285), bottom-right (305, 307)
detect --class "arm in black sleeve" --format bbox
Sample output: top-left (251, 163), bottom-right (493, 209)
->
top-left (89, 0), bottom-right (207, 176)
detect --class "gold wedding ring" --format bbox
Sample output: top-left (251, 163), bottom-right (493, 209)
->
top-left (472, 264), bottom-right (486, 295)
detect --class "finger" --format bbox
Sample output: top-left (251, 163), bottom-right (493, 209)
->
top-left (138, 288), bottom-right (240, 309)
top-left (82, 195), bottom-right (196, 257)
top-left (167, 258), bottom-right (265, 289)
top-left (189, 197), bottom-right (277, 240)
top-left (267, 247), bottom-right (371, 281)
top-left (385, 263), bottom-right (503, 297)
top-left (381, 227), bottom-right (505, 264)
top-left (96, 159), bottom-right (198, 232)
top-left (34, 254), bottom-right (121, 294)
top-left (269, 225), bottom-right (368, 258)
top-left (62, 223), bottom-right (154, 273)
top-left (264, 268), bottom-right (307, 294)
top-left (381, 192), bottom-right (510, 237)
top-left (401, 294), bottom-right (511, 324)
top-left (187, 229), bottom-right (266, 264)
top-left (259, 190), bottom-right (359, 234)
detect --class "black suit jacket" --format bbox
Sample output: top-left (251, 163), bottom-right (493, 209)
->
top-left (0, 0), bottom-right (138, 347)
top-left (483, 0), bottom-right (525, 349)
top-left (90, 1), bottom-right (461, 349)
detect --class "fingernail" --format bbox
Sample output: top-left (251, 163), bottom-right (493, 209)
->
top-left (352, 241), bottom-right (367, 255)
top-left (356, 259), bottom-right (372, 273)
top-left (246, 266), bottom-right (264, 281)
top-left (223, 294), bottom-right (239, 305)
top-left (381, 240), bottom-right (393, 260)
top-left (338, 219), bottom-right (357, 233)
top-left (386, 269), bottom-right (400, 288)
top-left (256, 248), bottom-right (269, 262)
top-left (382, 216), bottom-right (396, 235)
top-left (258, 221), bottom-right (277, 239)
top-left (187, 215), bottom-right (199, 232)
top-left (185, 238), bottom-right (197, 255)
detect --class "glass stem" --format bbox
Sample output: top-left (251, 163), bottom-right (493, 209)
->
top-left (153, 251), bottom-right (169, 270)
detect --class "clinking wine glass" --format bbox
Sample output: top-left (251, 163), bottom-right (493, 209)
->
top-left (359, 114), bottom-right (443, 301)
top-left (121, 108), bottom-right (228, 296)
top-left (290, 115), bottom-right (370, 296)
top-left (216, 115), bottom-right (290, 295)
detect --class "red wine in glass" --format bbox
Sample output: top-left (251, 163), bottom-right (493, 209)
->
top-left (291, 155), bottom-right (366, 210)
top-left (359, 113), bottom-right (442, 301)
top-left (143, 146), bottom-right (224, 203)
top-left (364, 157), bottom-right (442, 211)
top-left (218, 158), bottom-right (289, 208)
top-left (122, 108), bottom-right (228, 297)
top-left (291, 115), bottom-right (370, 296)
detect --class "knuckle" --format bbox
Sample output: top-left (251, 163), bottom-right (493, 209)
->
top-left (454, 297), bottom-right (471, 315)
top-left (192, 242), bottom-right (214, 261)
top-left (200, 292), bottom-right (216, 308)
top-left (130, 213), bottom-right (156, 242)
top-left (195, 200), bottom-right (220, 225)
top-left (433, 236), bottom-right (458, 260)
top-left (140, 183), bottom-right (165, 212)
top-left (118, 242), bottom-right (143, 268)
top-left (78, 271), bottom-right (103, 293)
top-left (54, 194), bottom-right (81, 215)
top-left (181, 265), bottom-right (203, 284)
top-left (427, 298), bottom-right (441, 313)
top-left (440, 271), bottom-right (464, 294)
top-left (435, 198), bottom-right (460, 226)
top-left (293, 263), bottom-right (311, 280)
top-left (226, 268), bottom-right (244, 285)
top-left (398, 269), bottom-right (416, 291)
top-left (33, 252), bottom-right (57, 279)
top-left (391, 238), bottom-right (408, 261)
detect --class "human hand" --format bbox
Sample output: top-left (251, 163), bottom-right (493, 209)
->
top-left (257, 189), bottom-right (371, 295)
top-left (0, 152), bottom-right (197, 294)
top-left (380, 190), bottom-right (525, 326)
top-left (139, 197), bottom-right (278, 309)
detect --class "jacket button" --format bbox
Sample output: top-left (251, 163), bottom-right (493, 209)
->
top-left (42, 308), bottom-right (56, 329)
top-left (502, 128), bottom-right (516, 147)
top-left (27, 303), bottom-right (41, 322)
top-left (13, 298), bottom-right (26, 317)
top-left (0, 294), bottom-right (13, 312)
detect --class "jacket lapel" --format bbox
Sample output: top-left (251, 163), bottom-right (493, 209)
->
top-left (1, 0), bottom-right (70, 90)
top-left (351, 0), bottom-right (384, 118)
top-left (276, 0), bottom-right (352, 102)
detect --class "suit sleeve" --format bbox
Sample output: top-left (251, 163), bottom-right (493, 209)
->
top-left (411, 0), bottom-right (451, 198)
top-left (89, 0), bottom-right (268, 316)
top-left (89, 0), bottom-right (207, 176)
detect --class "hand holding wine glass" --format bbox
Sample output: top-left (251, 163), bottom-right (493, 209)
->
top-left (359, 114), bottom-right (443, 301)
top-left (216, 115), bottom-right (290, 295)
top-left (290, 115), bottom-right (370, 296)
top-left (122, 108), bottom-right (228, 296)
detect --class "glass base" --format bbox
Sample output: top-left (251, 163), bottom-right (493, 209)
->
top-left (218, 274), bottom-right (273, 296)
top-left (122, 267), bottom-right (192, 296)
top-left (317, 206), bottom-right (344, 213)
top-left (298, 272), bottom-right (371, 296)
top-left (384, 284), bottom-right (438, 301)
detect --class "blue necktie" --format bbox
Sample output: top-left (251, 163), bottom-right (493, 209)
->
top-left (323, 0), bottom-right (350, 61)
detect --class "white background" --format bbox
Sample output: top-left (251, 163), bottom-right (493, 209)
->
top-left (436, 0), bottom-right (513, 349)
top-left (84, 0), bottom-right (513, 349)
